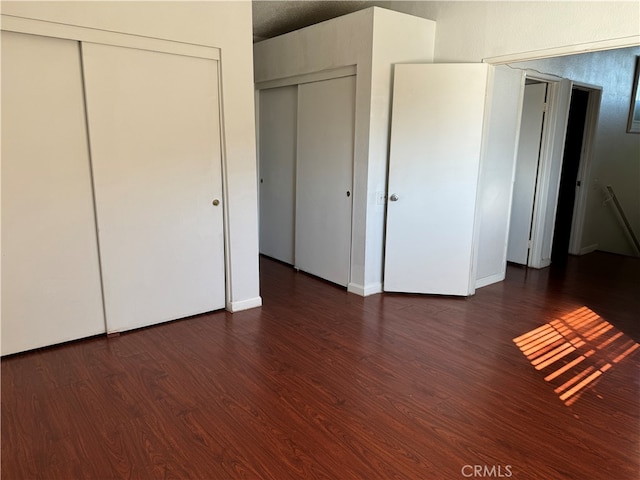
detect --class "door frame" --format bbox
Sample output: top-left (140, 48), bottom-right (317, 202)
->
top-left (511, 72), bottom-right (602, 267)
top-left (567, 83), bottom-right (602, 255)
top-left (525, 71), bottom-right (571, 268)
top-left (485, 39), bottom-right (619, 268)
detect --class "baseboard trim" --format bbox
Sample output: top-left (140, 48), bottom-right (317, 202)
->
top-left (579, 243), bottom-right (599, 255)
top-left (476, 271), bottom-right (505, 289)
top-left (347, 282), bottom-right (383, 297)
top-left (226, 296), bottom-right (263, 312)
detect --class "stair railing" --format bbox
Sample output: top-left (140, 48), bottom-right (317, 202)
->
top-left (605, 185), bottom-right (640, 255)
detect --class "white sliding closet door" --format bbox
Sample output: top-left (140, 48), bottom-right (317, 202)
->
top-left (259, 85), bottom-right (297, 264)
top-left (296, 76), bottom-right (355, 287)
top-left (1, 32), bottom-right (105, 355)
top-left (82, 44), bottom-right (225, 333)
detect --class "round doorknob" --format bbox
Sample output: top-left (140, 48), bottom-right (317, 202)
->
top-left (212, 199), bottom-right (220, 206)
top-left (389, 194), bottom-right (399, 202)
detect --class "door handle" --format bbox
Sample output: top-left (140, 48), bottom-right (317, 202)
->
top-left (212, 199), bottom-right (220, 206)
top-left (389, 194), bottom-right (399, 202)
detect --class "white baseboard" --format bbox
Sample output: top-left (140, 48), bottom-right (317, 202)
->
top-left (226, 296), bottom-right (262, 312)
top-left (347, 282), bottom-right (383, 297)
top-left (579, 243), bottom-right (599, 255)
top-left (475, 271), bottom-right (505, 289)
top-left (530, 257), bottom-right (552, 269)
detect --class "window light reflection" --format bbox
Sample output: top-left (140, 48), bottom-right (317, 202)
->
top-left (513, 306), bottom-right (639, 406)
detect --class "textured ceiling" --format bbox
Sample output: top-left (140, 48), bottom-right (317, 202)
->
top-left (252, 1), bottom-right (383, 42)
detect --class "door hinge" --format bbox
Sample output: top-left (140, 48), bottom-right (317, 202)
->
top-left (542, 102), bottom-right (548, 113)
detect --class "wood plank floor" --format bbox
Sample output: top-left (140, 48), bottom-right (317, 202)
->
top-left (2, 252), bottom-right (638, 479)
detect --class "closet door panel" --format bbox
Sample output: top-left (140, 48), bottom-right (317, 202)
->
top-left (296, 76), bottom-right (355, 286)
top-left (259, 86), bottom-right (297, 264)
top-left (82, 43), bottom-right (225, 332)
top-left (1, 32), bottom-right (105, 355)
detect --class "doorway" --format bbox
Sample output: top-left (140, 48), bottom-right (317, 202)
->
top-left (508, 76), bottom-right (601, 269)
top-left (551, 87), bottom-right (590, 263)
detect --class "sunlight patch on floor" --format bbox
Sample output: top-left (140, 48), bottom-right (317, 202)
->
top-left (514, 306), bottom-right (639, 406)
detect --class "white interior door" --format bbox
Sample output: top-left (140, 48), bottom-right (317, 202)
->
top-left (296, 75), bottom-right (355, 286)
top-left (531, 78), bottom-right (573, 268)
top-left (384, 64), bottom-right (489, 296)
top-left (259, 85), bottom-right (297, 264)
top-left (507, 82), bottom-right (547, 265)
top-left (82, 43), bottom-right (225, 333)
top-left (1, 32), bottom-right (105, 355)
top-left (475, 65), bottom-right (525, 287)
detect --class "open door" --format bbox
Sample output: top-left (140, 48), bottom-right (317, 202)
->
top-left (523, 77), bottom-right (573, 269)
top-left (384, 64), bottom-right (485, 295)
top-left (384, 63), bottom-right (523, 295)
top-left (507, 82), bottom-right (547, 265)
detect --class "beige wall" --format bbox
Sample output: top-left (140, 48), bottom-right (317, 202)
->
top-left (1, 1), bottom-right (262, 308)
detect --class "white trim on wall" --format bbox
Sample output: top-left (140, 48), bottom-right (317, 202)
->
top-left (1, 14), bottom-right (220, 60)
top-left (227, 297), bottom-right (263, 313)
top-left (475, 272), bottom-right (505, 289)
top-left (216, 57), bottom-right (234, 309)
top-left (483, 36), bottom-right (639, 65)
top-left (580, 243), bottom-right (599, 255)
top-left (255, 65), bottom-right (357, 91)
top-left (347, 282), bottom-right (382, 296)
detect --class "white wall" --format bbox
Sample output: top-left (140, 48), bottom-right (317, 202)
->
top-left (254, 7), bottom-right (436, 295)
top-left (512, 47), bottom-right (640, 257)
top-left (375, 1), bottom-right (639, 62)
top-left (1, 1), bottom-right (262, 309)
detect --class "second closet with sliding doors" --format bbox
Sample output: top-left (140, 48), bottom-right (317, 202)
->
top-left (258, 74), bottom-right (356, 287)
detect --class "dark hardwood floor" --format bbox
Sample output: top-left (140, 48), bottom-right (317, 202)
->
top-left (2, 252), bottom-right (638, 479)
